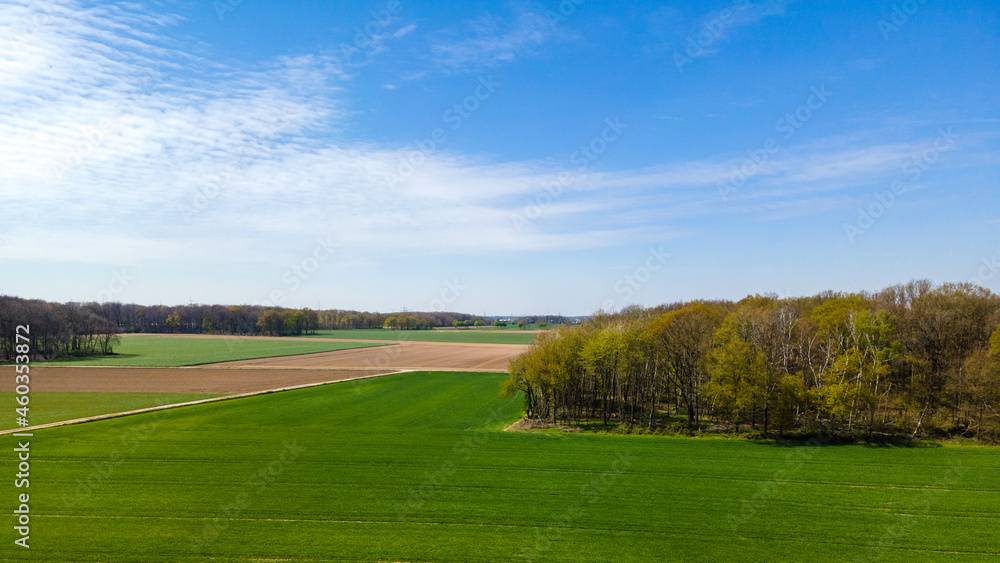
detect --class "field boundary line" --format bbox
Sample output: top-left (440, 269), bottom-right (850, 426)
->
top-left (0, 370), bottom-right (411, 436)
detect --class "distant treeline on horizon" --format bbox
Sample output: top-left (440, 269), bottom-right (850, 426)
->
top-left (0, 296), bottom-right (569, 361)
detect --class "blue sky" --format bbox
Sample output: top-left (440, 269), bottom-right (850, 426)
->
top-left (1, 0), bottom-right (998, 315)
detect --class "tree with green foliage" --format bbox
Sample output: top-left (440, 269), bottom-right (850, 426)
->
top-left (165, 312), bottom-right (182, 332)
top-left (957, 324), bottom-right (1000, 440)
top-left (257, 309), bottom-right (284, 336)
top-left (502, 326), bottom-right (586, 423)
top-left (648, 303), bottom-right (724, 429)
top-left (579, 323), bottom-right (627, 426)
top-left (502, 281), bottom-right (1000, 441)
top-left (302, 308), bottom-right (319, 334)
top-left (706, 320), bottom-right (769, 429)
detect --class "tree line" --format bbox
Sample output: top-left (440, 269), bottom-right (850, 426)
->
top-left (0, 296), bottom-right (120, 361)
top-left (0, 296), bottom-right (496, 360)
top-left (321, 310), bottom-right (492, 330)
top-left (503, 281), bottom-right (1000, 442)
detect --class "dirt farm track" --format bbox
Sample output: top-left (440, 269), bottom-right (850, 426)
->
top-left (1, 367), bottom-right (393, 394)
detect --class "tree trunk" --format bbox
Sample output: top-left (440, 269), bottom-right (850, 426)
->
top-left (649, 366), bottom-right (657, 430)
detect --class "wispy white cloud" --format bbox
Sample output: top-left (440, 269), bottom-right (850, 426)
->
top-left (430, 11), bottom-right (563, 72)
top-left (393, 23), bottom-right (418, 39)
top-left (729, 0), bottom-right (790, 29)
top-left (647, 0), bottom-right (789, 59)
top-left (401, 70), bottom-right (429, 81)
top-left (1, 0), bottom-right (995, 274)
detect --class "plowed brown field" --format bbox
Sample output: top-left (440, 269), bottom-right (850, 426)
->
top-left (2, 333), bottom-right (525, 397)
top-left (208, 341), bottom-right (528, 372)
top-left (3, 340), bottom-right (525, 394)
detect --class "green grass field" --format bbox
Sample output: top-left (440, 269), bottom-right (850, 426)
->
top-left (5, 371), bottom-right (999, 561)
top-left (39, 336), bottom-right (388, 367)
top-left (460, 323), bottom-right (553, 331)
top-left (304, 328), bottom-right (538, 345)
top-left (0, 392), bottom-right (222, 431)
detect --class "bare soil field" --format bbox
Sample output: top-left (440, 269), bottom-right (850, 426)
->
top-left (1, 339), bottom-right (524, 398)
top-left (208, 341), bottom-right (528, 371)
top-left (0, 366), bottom-right (390, 393)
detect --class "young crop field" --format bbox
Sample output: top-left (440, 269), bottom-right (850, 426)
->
top-left (38, 336), bottom-right (388, 367)
top-left (303, 328), bottom-right (539, 345)
top-left (5, 371), bottom-right (999, 562)
top-left (0, 392), bottom-right (221, 431)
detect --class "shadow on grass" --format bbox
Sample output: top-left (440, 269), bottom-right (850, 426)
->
top-left (513, 415), bottom-right (954, 448)
top-left (756, 434), bottom-right (944, 449)
top-left (35, 353), bottom-right (140, 364)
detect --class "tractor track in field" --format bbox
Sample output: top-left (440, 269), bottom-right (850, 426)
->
top-left (0, 366), bottom-right (394, 394)
top-left (0, 370), bottom-right (408, 436)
